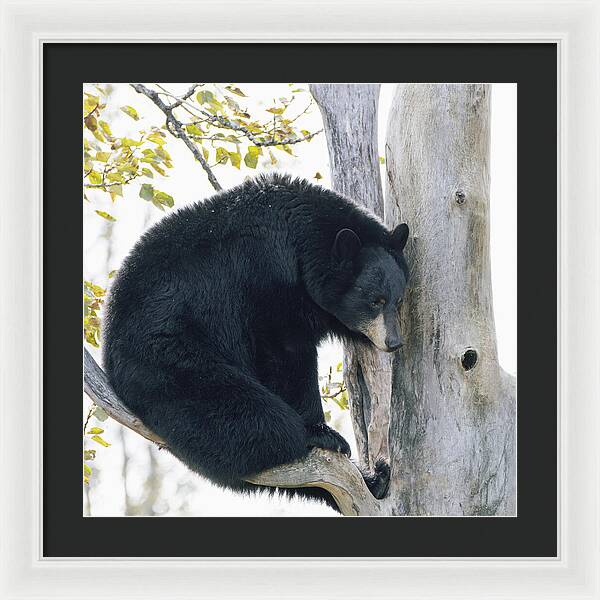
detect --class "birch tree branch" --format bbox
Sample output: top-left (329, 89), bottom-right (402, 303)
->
top-left (130, 83), bottom-right (223, 192)
top-left (83, 348), bottom-right (381, 516)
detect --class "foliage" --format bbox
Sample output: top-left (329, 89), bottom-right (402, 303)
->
top-left (83, 280), bottom-right (106, 348)
top-left (83, 404), bottom-right (110, 484)
top-left (84, 83), bottom-right (321, 221)
top-left (165, 83), bottom-right (320, 171)
top-left (83, 86), bottom-right (175, 219)
top-left (320, 362), bottom-right (349, 422)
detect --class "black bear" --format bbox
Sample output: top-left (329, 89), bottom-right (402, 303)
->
top-left (103, 174), bottom-right (409, 509)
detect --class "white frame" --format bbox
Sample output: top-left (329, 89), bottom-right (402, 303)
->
top-left (1, 0), bottom-right (598, 598)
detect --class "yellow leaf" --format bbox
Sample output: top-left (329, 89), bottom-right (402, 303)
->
top-left (225, 85), bottom-right (247, 97)
top-left (314, 172), bottom-right (323, 180)
top-left (88, 171), bottom-right (102, 185)
top-left (87, 427), bottom-right (104, 435)
top-left (120, 105), bottom-right (139, 120)
top-left (91, 435), bottom-right (111, 447)
top-left (147, 131), bottom-right (166, 145)
top-left (95, 210), bottom-right (116, 222)
top-left (99, 120), bottom-right (113, 137)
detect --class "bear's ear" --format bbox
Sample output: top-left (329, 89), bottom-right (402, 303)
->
top-left (332, 228), bottom-right (362, 261)
top-left (390, 223), bottom-right (409, 252)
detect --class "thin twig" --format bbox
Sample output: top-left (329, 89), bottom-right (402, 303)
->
top-left (131, 83), bottom-right (222, 191)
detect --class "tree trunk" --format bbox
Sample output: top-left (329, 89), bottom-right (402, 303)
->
top-left (310, 84), bottom-right (392, 471)
top-left (311, 83), bottom-right (516, 516)
top-left (384, 84), bottom-right (516, 515)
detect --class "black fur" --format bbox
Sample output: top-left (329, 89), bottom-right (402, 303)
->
top-left (103, 174), bottom-right (408, 509)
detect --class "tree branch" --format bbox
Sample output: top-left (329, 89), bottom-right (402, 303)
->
top-left (83, 348), bottom-right (381, 515)
top-left (130, 83), bottom-right (222, 192)
top-left (184, 113), bottom-right (322, 148)
top-left (84, 348), bottom-right (165, 447)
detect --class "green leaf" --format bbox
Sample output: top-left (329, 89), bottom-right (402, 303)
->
top-left (379, 156), bottom-right (385, 165)
top-left (196, 90), bottom-right (216, 105)
top-left (88, 171), bottom-right (102, 185)
top-left (228, 151), bottom-right (241, 169)
top-left (151, 163), bottom-right (166, 176)
top-left (84, 281), bottom-right (106, 297)
top-left (84, 449), bottom-right (96, 460)
top-left (266, 107), bottom-right (285, 115)
top-left (185, 124), bottom-right (203, 136)
top-left (93, 406), bottom-right (109, 421)
top-left (215, 147), bottom-right (229, 165)
top-left (153, 190), bottom-right (174, 208)
top-left (120, 137), bottom-right (142, 147)
top-left (147, 131), bottom-right (166, 145)
top-left (99, 120), bottom-right (113, 137)
top-left (243, 151), bottom-right (258, 169)
top-left (225, 85), bottom-right (247, 97)
top-left (95, 210), bottom-right (116, 221)
top-left (110, 184), bottom-right (123, 201)
top-left (139, 183), bottom-right (154, 202)
top-left (108, 270), bottom-right (118, 279)
top-left (92, 129), bottom-right (105, 143)
top-left (336, 362), bottom-right (343, 372)
top-left (83, 464), bottom-right (92, 476)
top-left (83, 96), bottom-right (98, 115)
top-left (91, 434), bottom-right (111, 447)
top-left (120, 105), bottom-right (139, 120)
top-left (106, 172), bottom-right (124, 183)
top-left (155, 147), bottom-right (171, 162)
top-left (95, 151), bottom-right (111, 162)
top-left (87, 426), bottom-right (104, 435)
top-left (247, 145), bottom-right (262, 156)
top-left (141, 168), bottom-right (154, 178)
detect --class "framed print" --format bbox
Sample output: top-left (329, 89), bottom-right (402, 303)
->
top-left (1, 0), bottom-right (599, 599)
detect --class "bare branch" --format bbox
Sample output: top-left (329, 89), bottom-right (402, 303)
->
top-left (130, 83), bottom-right (222, 192)
top-left (84, 348), bottom-right (165, 447)
top-left (83, 348), bottom-right (381, 515)
top-left (162, 83), bottom-right (201, 109)
top-left (247, 449), bottom-right (382, 516)
top-left (185, 112), bottom-right (322, 148)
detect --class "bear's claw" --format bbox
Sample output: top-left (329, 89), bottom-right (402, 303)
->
top-left (306, 423), bottom-right (351, 457)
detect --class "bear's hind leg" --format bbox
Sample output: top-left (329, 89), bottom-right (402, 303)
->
top-left (143, 364), bottom-right (310, 488)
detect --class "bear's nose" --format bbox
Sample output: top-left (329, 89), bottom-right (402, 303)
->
top-left (385, 334), bottom-right (403, 352)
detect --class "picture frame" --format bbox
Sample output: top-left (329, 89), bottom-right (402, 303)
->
top-left (1, 0), bottom-right (598, 598)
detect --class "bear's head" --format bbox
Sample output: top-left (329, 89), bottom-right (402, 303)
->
top-left (329, 224), bottom-right (409, 352)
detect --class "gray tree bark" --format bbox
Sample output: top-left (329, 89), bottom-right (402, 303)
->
top-left (310, 84), bottom-right (392, 471)
top-left (384, 84), bottom-right (516, 515)
top-left (311, 83), bottom-right (516, 516)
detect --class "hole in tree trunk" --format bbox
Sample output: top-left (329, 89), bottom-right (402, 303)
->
top-left (461, 348), bottom-right (478, 371)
